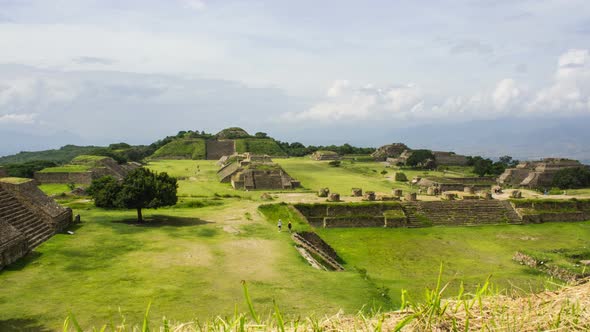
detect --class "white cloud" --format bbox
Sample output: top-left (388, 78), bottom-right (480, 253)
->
top-left (528, 49), bottom-right (590, 113)
top-left (326, 80), bottom-right (350, 97)
top-left (281, 82), bottom-right (425, 122)
top-left (283, 49), bottom-right (590, 123)
top-left (182, 0), bottom-right (206, 11)
top-left (492, 78), bottom-right (521, 110)
top-left (0, 113), bottom-right (36, 124)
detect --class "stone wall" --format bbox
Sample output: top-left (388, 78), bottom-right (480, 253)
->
top-left (293, 202), bottom-right (405, 228)
top-left (34, 171), bottom-right (94, 185)
top-left (0, 180), bottom-right (72, 232)
top-left (0, 179), bottom-right (72, 269)
top-left (402, 200), bottom-right (522, 226)
top-left (0, 218), bottom-right (28, 270)
top-left (206, 139), bottom-right (236, 160)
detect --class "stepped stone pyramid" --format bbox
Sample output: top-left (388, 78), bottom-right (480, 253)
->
top-left (0, 178), bottom-right (72, 269)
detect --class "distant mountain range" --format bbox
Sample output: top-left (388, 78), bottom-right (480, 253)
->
top-left (2, 116), bottom-right (589, 164)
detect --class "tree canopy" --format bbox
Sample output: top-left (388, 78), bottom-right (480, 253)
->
top-left (552, 167), bottom-right (590, 189)
top-left (88, 168), bottom-right (178, 222)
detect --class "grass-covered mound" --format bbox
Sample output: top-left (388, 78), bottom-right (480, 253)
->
top-left (151, 138), bottom-right (207, 160)
top-left (37, 164), bottom-right (92, 173)
top-left (0, 145), bottom-right (101, 165)
top-left (70, 155), bottom-right (110, 166)
top-left (234, 138), bottom-right (287, 156)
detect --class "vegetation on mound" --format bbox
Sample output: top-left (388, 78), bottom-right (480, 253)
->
top-left (552, 166), bottom-right (590, 189)
top-left (38, 165), bottom-right (92, 173)
top-left (234, 138), bottom-right (287, 156)
top-left (216, 127), bottom-right (251, 139)
top-left (0, 145), bottom-right (101, 165)
top-left (151, 138), bottom-right (207, 160)
top-left (2, 160), bottom-right (58, 178)
top-left (0, 177), bottom-right (33, 184)
top-left (70, 154), bottom-right (109, 166)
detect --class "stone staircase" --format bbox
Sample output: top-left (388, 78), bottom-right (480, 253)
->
top-left (206, 140), bottom-right (236, 160)
top-left (402, 200), bottom-right (522, 226)
top-left (292, 233), bottom-right (344, 271)
top-left (0, 187), bottom-right (54, 249)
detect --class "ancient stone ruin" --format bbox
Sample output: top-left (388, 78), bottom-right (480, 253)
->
top-left (318, 188), bottom-right (330, 197)
top-left (0, 178), bottom-right (72, 269)
top-left (432, 151), bottom-right (468, 166)
top-left (416, 176), bottom-right (495, 193)
top-left (206, 139), bottom-right (236, 160)
top-left (311, 150), bottom-right (340, 161)
top-left (498, 158), bottom-right (584, 188)
top-left (327, 193), bottom-right (341, 202)
top-left (351, 188), bottom-right (362, 197)
top-left (34, 155), bottom-right (140, 185)
top-left (371, 143), bottom-right (409, 161)
top-left (386, 150), bottom-right (413, 165)
top-left (216, 153), bottom-right (299, 190)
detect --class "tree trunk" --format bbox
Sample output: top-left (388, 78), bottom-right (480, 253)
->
top-left (137, 207), bottom-right (143, 222)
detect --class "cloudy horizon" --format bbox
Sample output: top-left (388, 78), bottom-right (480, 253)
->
top-left (1, 0), bottom-right (590, 159)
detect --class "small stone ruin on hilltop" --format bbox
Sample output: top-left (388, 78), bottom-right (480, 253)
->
top-left (310, 150), bottom-right (340, 161)
top-left (371, 143), bottom-right (409, 161)
top-left (217, 153), bottom-right (300, 190)
top-left (498, 158), bottom-right (584, 188)
top-left (0, 178), bottom-right (72, 269)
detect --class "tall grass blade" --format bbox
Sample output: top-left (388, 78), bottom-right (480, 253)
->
top-left (142, 301), bottom-right (152, 332)
top-left (241, 280), bottom-right (260, 324)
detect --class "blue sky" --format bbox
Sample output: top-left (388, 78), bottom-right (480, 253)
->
top-left (0, 0), bottom-right (589, 156)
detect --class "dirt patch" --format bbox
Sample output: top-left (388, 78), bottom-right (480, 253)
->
top-left (220, 239), bottom-right (281, 280)
top-left (222, 225), bottom-right (240, 235)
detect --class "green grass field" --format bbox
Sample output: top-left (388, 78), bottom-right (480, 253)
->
top-left (2, 158), bottom-right (590, 330)
top-left (275, 157), bottom-right (472, 194)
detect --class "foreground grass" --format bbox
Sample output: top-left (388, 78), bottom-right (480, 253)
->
top-left (316, 222), bottom-right (590, 305)
top-left (60, 276), bottom-right (590, 331)
top-left (0, 200), bottom-right (382, 330)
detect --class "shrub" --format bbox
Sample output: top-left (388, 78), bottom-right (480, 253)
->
top-left (394, 172), bottom-right (408, 182)
top-left (328, 160), bottom-right (341, 167)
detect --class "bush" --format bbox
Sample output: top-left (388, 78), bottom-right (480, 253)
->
top-left (328, 160), bottom-right (341, 167)
top-left (394, 172), bottom-right (408, 182)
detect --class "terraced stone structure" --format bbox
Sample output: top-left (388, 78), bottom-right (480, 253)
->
top-left (0, 178), bottom-right (72, 269)
top-left (34, 155), bottom-right (139, 185)
top-left (371, 143), bottom-right (409, 161)
top-left (294, 200), bottom-right (528, 229)
top-left (417, 176), bottom-right (495, 192)
top-left (432, 151), bottom-right (469, 166)
top-left (311, 150), bottom-right (340, 161)
top-left (498, 158), bottom-right (584, 188)
top-left (216, 153), bottom-right (299, 190)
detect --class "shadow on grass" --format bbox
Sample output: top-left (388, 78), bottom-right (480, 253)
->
top-left (0, 318), bottom-right (51, 332)
top-left (1, 252), bottom-right (43, 273)
top-left (113, 215), bottom-right (213, 228)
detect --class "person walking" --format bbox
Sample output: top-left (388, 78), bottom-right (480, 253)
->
top-left (288, 221), bottom-right (292, 233)
top-left (277, 219), bottom-right (282, 232)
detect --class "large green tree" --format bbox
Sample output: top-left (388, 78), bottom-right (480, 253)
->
top-left (88, 168), bottom-right (178, 222)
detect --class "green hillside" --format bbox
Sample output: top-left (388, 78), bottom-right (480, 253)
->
top-left (0, 145), bottom-right (101, 165)
top-left (235, 138), bottom-right (287, 156)
top-left (151, 138), bottom-right (206, 160)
